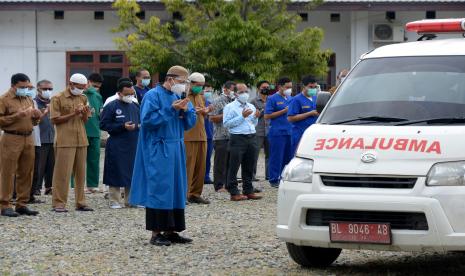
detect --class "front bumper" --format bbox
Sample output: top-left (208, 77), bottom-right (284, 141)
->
top-left (277, 181), bottom-right (465, 252)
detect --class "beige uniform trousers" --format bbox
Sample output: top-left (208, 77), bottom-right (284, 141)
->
top-left (52, 146), bottom-right (87, 208)
top-left (0, 134), bottom-right (34, 209)
top-left (185, 141), bottom-right (207, 198)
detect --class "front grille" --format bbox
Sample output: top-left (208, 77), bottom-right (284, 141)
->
top-left (306, 209), bottom-right (428, 230)
top-left (321, 175), bottom-right (417, 189)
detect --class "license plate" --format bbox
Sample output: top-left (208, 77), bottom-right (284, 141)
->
top-left (329, 221), bottom-right (392, 244)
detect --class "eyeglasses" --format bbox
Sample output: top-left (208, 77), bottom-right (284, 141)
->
top-left (40, 88), bottom-right (53, 91)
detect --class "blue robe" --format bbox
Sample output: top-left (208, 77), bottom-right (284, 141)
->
top-left (100, 99), bottom-right (140, 187)
top-left (129, 85), bottom-right (196, 210)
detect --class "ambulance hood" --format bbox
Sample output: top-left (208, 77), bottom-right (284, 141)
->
top-left (297, 124), bottom-right (465, 176)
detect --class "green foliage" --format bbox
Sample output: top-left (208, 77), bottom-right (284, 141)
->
top-left (112, 0), bottom-right (331, 88)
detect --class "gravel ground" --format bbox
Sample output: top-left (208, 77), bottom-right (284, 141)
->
top-left (2, 151), bottom-right (465, 275)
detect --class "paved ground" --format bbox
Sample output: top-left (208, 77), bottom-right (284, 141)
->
top-left (2, 151), bottom-right (465, 275)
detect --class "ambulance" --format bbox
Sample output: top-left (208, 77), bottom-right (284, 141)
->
top-left (277, 18), bottom-right (465, 267)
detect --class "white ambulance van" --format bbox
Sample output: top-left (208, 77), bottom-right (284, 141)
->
top-left (277, 19), bottom-right (465, 267)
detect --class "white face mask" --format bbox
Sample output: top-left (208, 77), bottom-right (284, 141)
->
top-left (283, 88), bottom-right (292, 97)
top-left (170, 79), bottom-right (186, 96)
top-left (237, 92), bottom-right (249, 104)
top-left (41, 89), bottom-right (52, 99)
top-left (70, 87), bottom-right (84, 96)
top-left (121, 95), bottom-right (134, 104)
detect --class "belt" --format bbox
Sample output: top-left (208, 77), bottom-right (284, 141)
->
top-left (3, 130), bottom-right (32, 137)
top-left (231, 133), bottom-right (256, 138)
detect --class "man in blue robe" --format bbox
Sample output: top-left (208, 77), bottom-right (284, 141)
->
top-left (129, 66), bottom-right (197, 246)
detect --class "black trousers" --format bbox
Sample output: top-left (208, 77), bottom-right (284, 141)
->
top-left (213, 139), bottom-right (229, 191)
top-left (31, 143), bottom-right (54, 194)
top-left (253, 136), bottom-right (269, 179)
top-left (146, 208), bottom-right (186, 232)
top-left (226, 134), bottom-right (258, 195)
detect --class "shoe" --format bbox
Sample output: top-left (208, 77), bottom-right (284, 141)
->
top-left (253, 177), bottom-right (260, 182)
top-left (245, 193), bottom-right (263, 200)
top-left (253, 187), bottom-right (263, 193)
top-left (204, 179), bottom-right (213, 184)
top-left (28, 197), bottom-right (45, 204)
top-left (104, 193), bottom-right (109, 200)
top-left (164, 232), bottom-right (193, 244)
top-left (188, 196), bottom-right (210, 204)
top-left (52, 207), bottom-right (68, 213)
top-left (110, 202), bottom-right (122, 209)
top-left (230, 194), bottom-right (248, 201)
top-left (1, 208), bottom-right (19, 217)
top-left (44, 188), bottom-right (52, 195)
top-left (270, 182), bottom-right (279, 188)
top-left (16, 206), bottom-right (39, 216)
top-left (150, 233), bottom-right (171, 246)
top-left (33, 190), bottom-right (42, 196)
top-left (76, 206), bottom-right (94, 212)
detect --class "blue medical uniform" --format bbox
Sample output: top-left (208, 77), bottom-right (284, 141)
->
top-left (204, 100), bottom-right (214, 182)
top-left (129, 85), bottom-right (197, 210)
top-left (133, 85), bottom-right (150, 104)
top-left (265, 93), bottom-right (293, 185)
top-left (288, 93), bottom-right (318, 154)
top-left (100, 99), bottom-right (140, 187)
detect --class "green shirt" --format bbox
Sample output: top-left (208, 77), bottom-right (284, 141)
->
top-left (84, 87), bottom-right (103, 138)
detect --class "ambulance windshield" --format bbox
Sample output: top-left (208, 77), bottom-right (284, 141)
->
top-left (320, 56), bottom-right (465, 125)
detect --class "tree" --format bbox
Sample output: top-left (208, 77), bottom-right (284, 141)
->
top-left (112, 0), bottom-right (331, 88)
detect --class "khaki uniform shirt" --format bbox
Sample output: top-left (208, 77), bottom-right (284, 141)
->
top-left (184, 94), bottom-right (207, 142)
top-left (0, 89), bottom-right (35, 133)
top-left (50, 88), bottom-right (89, 148)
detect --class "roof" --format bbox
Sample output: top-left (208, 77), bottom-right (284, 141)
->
top-left (363, 38), bottom-right (465, 59)
top-left (0, 0), bottom-right (464, 2)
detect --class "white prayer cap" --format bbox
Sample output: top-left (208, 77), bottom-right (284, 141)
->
top-left (188, 72), bottom-right (205, 83)
top-left (70, 73), bottom-right (87, 85)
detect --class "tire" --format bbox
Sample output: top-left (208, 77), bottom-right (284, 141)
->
top-left (286, 243), bottom-right (342, 268)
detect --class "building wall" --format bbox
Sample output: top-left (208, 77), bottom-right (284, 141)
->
top-left (1, 9), bottom-right (465, 93)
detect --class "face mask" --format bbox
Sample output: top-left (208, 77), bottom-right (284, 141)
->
top-left (171, 83), bottom-right (186, 96)
top-left (16, 88), bottom-right (28, 97)
top-left (121, 95), bottom-right (134, 104)
top-left (41, 89), bottom-right (52, 100)
top-left (307, 88), bottom-right (318, 97)
top-left (204, 91), bottom-right (213, 101)
top-left (284, 88), bottom-right (292, 97)
top-left (191, 86), bottom-right (203, 94)
top-left (237, 92), bottom-right (249, 104)
top-left (70, 87), bottom-right (84, 96)
top-left (141, 79), bottom-right (150, 87)
top-left (26, 88), bottom-right (36, 98)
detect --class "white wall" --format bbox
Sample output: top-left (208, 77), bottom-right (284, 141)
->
top-left (0, 11), bottom-right (37, 94)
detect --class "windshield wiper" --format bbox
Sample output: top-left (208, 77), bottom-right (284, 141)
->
top-left (395, 117), bottom-right (465, 126)
top-left (329, 116), bottom-right (408, 125)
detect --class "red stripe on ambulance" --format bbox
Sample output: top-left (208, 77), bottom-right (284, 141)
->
top-left (313, 138), bottom-right (441, 154)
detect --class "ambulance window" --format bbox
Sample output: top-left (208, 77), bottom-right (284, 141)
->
top-left (320, 56), bottom-right (465, 125)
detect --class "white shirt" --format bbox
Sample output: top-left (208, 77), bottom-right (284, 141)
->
top-left (104, 93), bottom-right (139, 107)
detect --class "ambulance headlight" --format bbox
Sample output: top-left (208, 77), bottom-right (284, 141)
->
top-left (426, 161), bottom-right (465, 186)
top-left (282, 157), bottom-right (314, 183)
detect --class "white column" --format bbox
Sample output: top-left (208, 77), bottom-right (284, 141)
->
top-left (350, 11), bottom-right (370, 66)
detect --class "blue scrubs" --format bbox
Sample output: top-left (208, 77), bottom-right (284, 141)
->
top-left (288, 93), bottom-right (318, 154)
top-left (265, 93), bottom-right (293, 185)
top-left (129, 85), bottom-right (197, 210)
top-left (133, 85), bottom-right (150, 104)
top-left (204, 100), bottom-right (214, 182)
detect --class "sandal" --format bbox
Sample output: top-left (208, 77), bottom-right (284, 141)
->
top-left (52, 207), bottom-right (68, 213)
top-left (76, 206), bottom-right (94, 212)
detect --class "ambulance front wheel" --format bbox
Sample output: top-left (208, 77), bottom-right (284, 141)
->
top-left (286, 243), bottom-right (341, 268)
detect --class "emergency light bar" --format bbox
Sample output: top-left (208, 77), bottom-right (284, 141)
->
top-left (406, 19), bottom-right (465, 33)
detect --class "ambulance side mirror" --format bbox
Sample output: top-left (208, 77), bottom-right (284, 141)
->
top-left (316, 91), bottom-right (332, 113)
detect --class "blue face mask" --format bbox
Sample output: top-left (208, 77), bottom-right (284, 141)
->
top-left (204, 91), bottom-right (213, 101)
top-left (307, 88), bottom-right (318, 97)
top-left (141, 79), bottom-right (150, 87)
top-left (26, 88), bottom-right (36, 98)
top-left (16, 88), bottom-right (28, 97)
